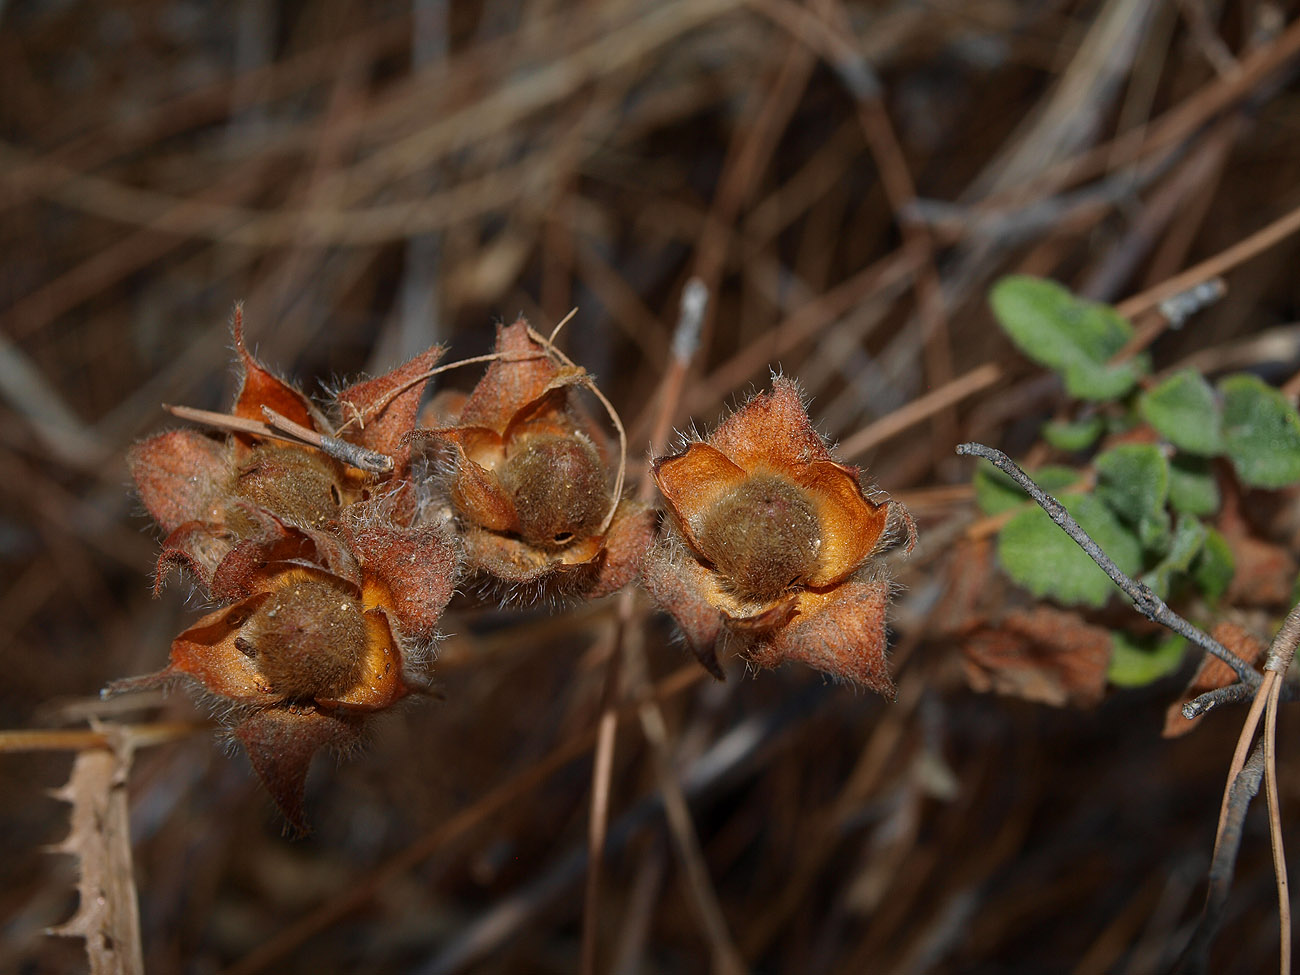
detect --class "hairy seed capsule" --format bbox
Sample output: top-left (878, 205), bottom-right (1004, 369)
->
top-left (241, 575), bottom-right (368, 699)
top-left (694, 474), bottom-right (820, 601)
top-left (501, 434), bottom-right (608, 547)
top-left (234, 445), bottom-right (344, 528)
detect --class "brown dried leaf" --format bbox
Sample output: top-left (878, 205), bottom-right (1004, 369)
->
top-left (961, 608), bottom-right (1110, 708)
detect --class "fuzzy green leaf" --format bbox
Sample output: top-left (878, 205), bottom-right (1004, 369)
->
top-left (1141, 516), bottom-right (1205, 600)
top-left (1042, 415), bottom-right (1105, 451)
top-left (1192, 527), bottom-right (1234, 601)
top-left (1108, 632), bottom-right (1187, 688)
top-left (1220, 374), bottom-right (1300, 488)
top-left (997, 492), bottom-right (1142, 608)
top-left (1095, 444), bottom-right (1169, 526)
top-left (990, 276), bottom-right (1147, 401)
top-left (974, 462), bottom-right (1079, 516)
top-left (1168, 454), bottom-right (1219, 516)
top-left (1138, 370), bottom-right (1223, 455)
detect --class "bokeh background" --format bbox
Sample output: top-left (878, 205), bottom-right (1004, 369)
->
top-left (3, 1), bottom-right (1300, 972)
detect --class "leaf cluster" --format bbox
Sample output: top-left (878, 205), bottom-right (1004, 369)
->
top-left (982, 276), bottom-right (1300, 686)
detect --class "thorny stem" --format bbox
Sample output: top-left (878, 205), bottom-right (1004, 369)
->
top-left (955, 443), bottom-right (1261, 687)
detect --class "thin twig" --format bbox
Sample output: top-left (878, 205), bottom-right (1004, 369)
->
top-left (581, 280), bottom-right (713, 975)
top-left (260, 407), bottom-right (394, 474)
top-left (955, 443), bottom-right (1260, 686)
top-left (1176, 743), bottom-right (1267, 974)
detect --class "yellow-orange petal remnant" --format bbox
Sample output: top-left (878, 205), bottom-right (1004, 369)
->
top-left (646, 377), bottom-right (912, 695)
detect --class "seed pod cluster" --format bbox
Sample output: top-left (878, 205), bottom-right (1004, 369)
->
top-left (115, 311), bottom-right (459, 831)
top-left (115, 314), bottom-right (915, 829)
top-left (644, 377), bottom-right (915, 696)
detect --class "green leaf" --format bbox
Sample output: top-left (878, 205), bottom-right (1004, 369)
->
top-left (1191, 527), bottom-right (1234, 601)
top-left (1108, 632), bottom-right (1187, 688)
top-left (1220, 374), bottom-right (1300, 488)
top-left (1140, 516), bottom-right (1205, 600)
top-left (1138, 369), bottom-right (1223, 455)
top-left (973, 462), bottom-right (1079, 516)
top-left (1095, 444), bottom-right (1169, 526)
top-left (1042, 415), bottom-right (1105, 451)
top-left (990, 276), bottom-right (1147, 401)
top-left (997, 492), bottom-right (1142, 608)
top-left (1168, 454), bottom-right (1219, 516)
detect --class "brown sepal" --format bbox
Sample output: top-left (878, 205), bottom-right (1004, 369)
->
top-left (961, 607), bottom-right (1110, 708)
top-left (336, 344), bottom-right (445, 468)
top-left (457, 318), bottom-right (556, 432)
top-left (346, 522), bottom-right (459, 642)
top-left (208, 530), bottom-right (318, 602)
top-left (230, 306), bottom-right (318, 432)
top-left (742, 579), bottom-right (894, 697)
top-left (232, 704), bottom-right (362, 835)
top-left (586, 500), bottom-right (657, 599)
top-left (154, 522), bottom-right (236, 593)
top-left (708, 376), bottom-right (831, 472)
top-left (1164, 622), bottom-right (1266, 737)
top-left (642, 534), bottom-right (725, 678)
top-left (129, 430), bottom-right (230, 535)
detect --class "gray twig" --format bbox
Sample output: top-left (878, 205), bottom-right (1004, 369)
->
top-left (1172, 742), bottom-right (1267, 974)
top-left (955, 442), bottom-right (1261, 687)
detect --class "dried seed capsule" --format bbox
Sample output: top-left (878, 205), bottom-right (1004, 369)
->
top-left (240, 574), bottom-right (368, 700)
top-left (694, 473), bottom-right (820, 601)
top-left (234, 444), bottom-right (345, 529)
top-left (502, 434), bottom-right (608, 547)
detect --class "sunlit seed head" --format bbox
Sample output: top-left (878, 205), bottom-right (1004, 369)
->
top-left (694, 473), bottom-right (821, 602)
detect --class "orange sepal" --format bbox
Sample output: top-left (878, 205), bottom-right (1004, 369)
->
top-left (168, 593), bottom-right (280, 704)
top-left (314, 609), bottom-right (409, 711)
top-left (502, 386), bottom-right (579, 445)
top-left (230, 307), bottom-right (318, 431)
top-left (789, 461), bottom-right (890, 586)
top-left (448, 445), bottom-right (518, 534)
top-left (652, 443), bottom-right (747, 550)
